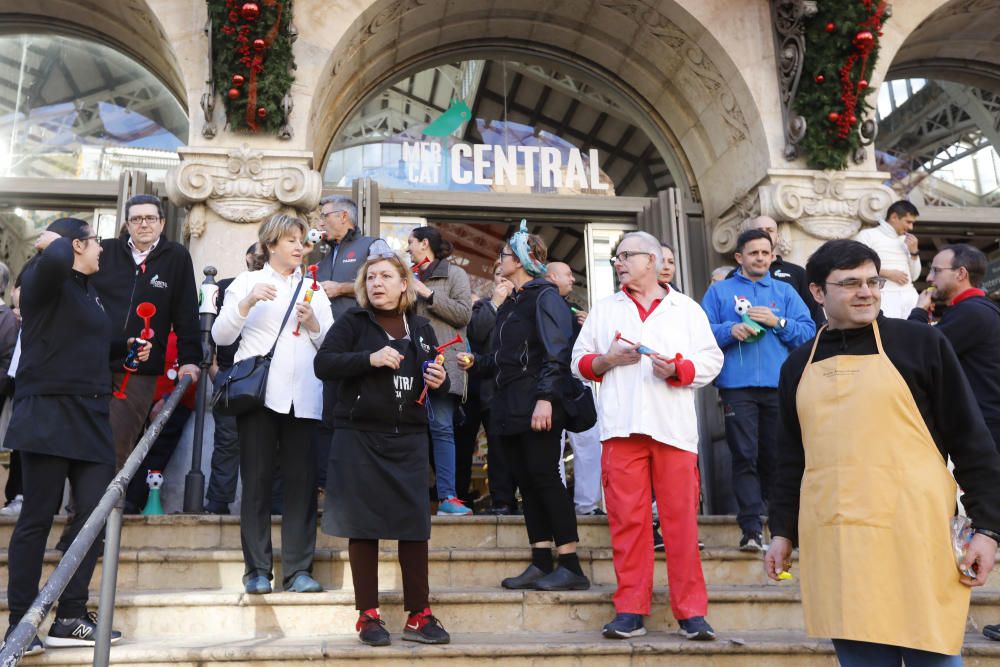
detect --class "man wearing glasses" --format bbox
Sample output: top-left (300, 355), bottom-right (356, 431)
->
top-left (90, 194), bottom-right (201, 472)
top-left (766, 239), bottom-right (1000, 665)
top-left (311, 196), bottom-right (375, 491)
top-left (700, 229), bottom-right (814, 553)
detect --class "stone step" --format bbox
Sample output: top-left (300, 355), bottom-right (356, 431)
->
top-left (0, 514), bottom-right (745, 552)
top-left (8, 587), bottom-right (1000, 640)
top-left (13, 546), bottom-right (1000, 594)
top-left (5, 546), bottom-right (796, 593)
top-left (1, 631), bottom-right (862, 667)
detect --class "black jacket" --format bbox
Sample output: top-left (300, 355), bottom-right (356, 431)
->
top-left (90, 236), bottom-right (200, 375)
top-left (909, 294), bottom-right (1000, 428)
top-left (314, 307), bottom-right (450, 434)
top-left (770, 315), bottom-right (1000, 545)
top-left (473, 278), bottom-right (573, 435)
top-left (15, 238), bottom-right (127, 397)
top-left (314, 228), bottom-right (375, 320)
top-left (0, 304), bottom-right (17, 397)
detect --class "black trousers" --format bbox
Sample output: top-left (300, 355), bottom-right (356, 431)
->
top-left (502, 427), bottom-right (578, 547)
top-left (237, 406), bottom-right (318, 589)
top-left (4, 450), bottom-right (21, 502)
top-left (124, 404), bottom-right (192, 513)
top-left (455, 399), bottom-right (516, 508)
top-left (206, 406), bottom-right (240, 508)
top-left (348, 538), bottom-right (428, 613)
top-left (720, 387), bottom-right (779, 535)
top-left (7, 452), bottom-right (114, 625)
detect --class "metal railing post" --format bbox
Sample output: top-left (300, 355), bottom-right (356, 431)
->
top-left (92, 503), bottom-right (123, 667)
top-left (183, 266), bottom-right (218, 513)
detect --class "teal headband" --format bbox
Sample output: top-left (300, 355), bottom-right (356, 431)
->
top-left (509, 219), bottom-right (547, 277)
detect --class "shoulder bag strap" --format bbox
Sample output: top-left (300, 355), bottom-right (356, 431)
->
top-left (265, 277), bottom-right (304, 360)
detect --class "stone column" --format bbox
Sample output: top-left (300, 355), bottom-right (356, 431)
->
top-left (712, 169), bottom-right (895, 266)
top-left (164, 144), bottom-right (323, 279)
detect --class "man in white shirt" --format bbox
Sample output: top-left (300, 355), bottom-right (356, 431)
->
top-left (853, 201), bottom-right (921, 318)
top-left (573, 231), bottom-right (723, 641)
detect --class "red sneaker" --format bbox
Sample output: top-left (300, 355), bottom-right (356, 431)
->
top-left (402, 607), bottom-right (451, 644)
top-left (356, 608), bottom-right (390, 646)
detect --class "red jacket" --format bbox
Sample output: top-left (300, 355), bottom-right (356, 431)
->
top-left (154, 332), bottom-right (197, 410)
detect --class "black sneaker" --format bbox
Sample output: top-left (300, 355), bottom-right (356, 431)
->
top-left (653, 519), bottom-right (665, 551)
top-left (985, 624), bottom-right (1000, 641)
top-left (356, 609), bottom-right (390, 646)
top-left (580, 508), bottom-right (606, 516)
top-left (402, 608), bottom-right (450, 644)
top-left (678, 615), bottom-right (716, 641)
top-left (534, 566), bottom-right (591, 591)
top-left (3, 626), bottom-right (45, 657)
top-left (739, 532), bottom-right (764, 553)
top-left (602, 612), bottom-right (646, 639)
top-left (45, 612), bottom-right (122, 647)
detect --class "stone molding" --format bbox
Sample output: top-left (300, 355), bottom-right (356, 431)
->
top-left (713, 168), bottom-right (895, 253)
top-left (164, 144), bottom-right (322, 237)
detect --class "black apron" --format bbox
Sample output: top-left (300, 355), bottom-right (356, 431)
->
top-left (321, 337), bottom-right (432, 541)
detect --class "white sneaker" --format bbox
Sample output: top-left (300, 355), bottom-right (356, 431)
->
top-left (0, 495), bottom-right (22, 516)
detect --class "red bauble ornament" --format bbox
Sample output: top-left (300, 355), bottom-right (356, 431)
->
top-left (827, 112), bottom-right (840, 123)
top-left (228, 87), bottom-right (240, 100)
top-left (240, 2), bottom-right (260, 21)
top-left (846, 114), bottom-right (857, 125)
top-left (825, 22), bottom-right (836, 32)
top-left (815, 74), bottom-right (825, 84)
top-left (857, 79), bottom-right (869, 89)
top-left (853, 30), bottom-right (875, 49)
top-left (253, 38), bottom-right (266, 51)
top-left (232, 74), bottom-right (245, 87)
top-left (257, 107), bottom-right (267, 118)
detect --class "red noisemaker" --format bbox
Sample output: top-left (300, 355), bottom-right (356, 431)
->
top-left (114, 302), bottom-right (156, 400)
top-left (416, 333), bottom-right (464, 406)
top-left (412, 256), bottom-right (430, 279)
top-left (293, 265), bottom-right (320, 337)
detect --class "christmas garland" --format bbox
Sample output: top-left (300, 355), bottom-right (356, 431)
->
top-left (208, 0), bottom-right (295, 133)
top-left (794, 1), bottom-right (889, 170)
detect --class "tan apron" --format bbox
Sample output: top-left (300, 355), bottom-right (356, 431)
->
top-left (796, 320), bottom-right (969, 655)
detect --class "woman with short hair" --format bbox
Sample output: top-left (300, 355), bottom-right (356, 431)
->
top-left (406, 226), bottom-right (473, 515)
top-left (212, 213), bottom-right (333, 595)
top-left (315, 241), bottom-right (451, 646)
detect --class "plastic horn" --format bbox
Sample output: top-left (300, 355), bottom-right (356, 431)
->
top-left (416, 353), bottom-right (446, 406)
top-left (113, 337), bottom-right (147, 399)
top-left (412, 256), bottom-right (431, 278)
top-left (613, 331), bottom-right (660, 356)
top-left (293, 282), bottom-right (315, 337)
top-left (136, 302), bottom-right (156, 339)
top-left (434, 333), bottom-right (463, 352)
top-left (307, 264), bottom-right (319, 291)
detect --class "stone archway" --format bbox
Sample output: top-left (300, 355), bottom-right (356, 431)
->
top-left (301, 0), bottom-right (773, 224)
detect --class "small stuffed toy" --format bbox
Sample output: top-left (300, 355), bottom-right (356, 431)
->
top-left (142, 470), bottom-right (164, 516)
top-left (733, 296), bottom-right (766, 342)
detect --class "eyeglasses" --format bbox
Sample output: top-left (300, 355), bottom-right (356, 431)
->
top-left (498, 250), bottom-right (515, 260)
top-left (612, 250), bottom-right (653, 264)
top-left (825, 277), bottom-right (887, 291)
top-left (320, 210), bottom-right (342, 219)
top-left (77, 234), bottom-right (101, 243)
top-left (928, 265), bottom-right (958, 275)
top-left (127, 216), bottom-right (161, 226)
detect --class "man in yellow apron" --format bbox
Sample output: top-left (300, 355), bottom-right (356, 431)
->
top-left (765, 239), bottom-right (1000, 666)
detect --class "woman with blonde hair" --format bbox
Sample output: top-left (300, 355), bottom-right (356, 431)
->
top-left (315, 240), bottom-right (451, 646)
top-left (212, 213), bottom-right (333, 594)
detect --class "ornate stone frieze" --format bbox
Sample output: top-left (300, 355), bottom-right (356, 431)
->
top-left (164, 144), bottom-right (322, 234)
top-left (712, 169), bottom-right (895, 254)
top-left (771, 0), bottom-right (817, 159)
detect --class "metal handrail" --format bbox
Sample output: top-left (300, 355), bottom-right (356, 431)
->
top-left (0, 375), bottom-right (195, 667)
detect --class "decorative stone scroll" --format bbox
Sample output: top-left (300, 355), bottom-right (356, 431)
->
top-left (164, 144), bottom-right (322, 235)
top-left (713, 168), bottom-right (895, 254)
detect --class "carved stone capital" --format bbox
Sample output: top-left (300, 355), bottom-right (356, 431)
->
top-left (164, 144), bottom-right (322, 231)
top-left (712, 169), bottom-right (895, 256)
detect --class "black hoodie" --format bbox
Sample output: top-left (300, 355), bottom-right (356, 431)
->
top-left (90, 236), bottom-right (201, 375)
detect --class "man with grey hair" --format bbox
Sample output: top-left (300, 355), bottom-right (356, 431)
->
top-left (312, 196), bottom-right (375, 490)
top-left (573, 230), bottom-right (724, 641)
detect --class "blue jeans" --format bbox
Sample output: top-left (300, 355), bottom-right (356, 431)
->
top-left (428, 393), bottom-right (457, 500)
top-left (832, 639), bottom-right (962, 667)
top-left (719, 387), bottom-right (779, 535)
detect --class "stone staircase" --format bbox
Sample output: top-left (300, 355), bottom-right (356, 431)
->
top-left (2, 514), bottom-right (999, 665)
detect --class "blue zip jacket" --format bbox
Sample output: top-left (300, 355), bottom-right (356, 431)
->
top-left (700, 271), bottom-right (815, 389)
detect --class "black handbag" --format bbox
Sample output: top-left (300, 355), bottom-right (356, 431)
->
top-left (211, 279), bottom-right (303, 416)
top-left (563, 375), bottom-right (598, 433)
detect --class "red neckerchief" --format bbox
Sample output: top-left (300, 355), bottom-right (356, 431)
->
top-left (623, 285), bottom-right (668, 322)
top-left (951, 288), bottom-right (986, 306)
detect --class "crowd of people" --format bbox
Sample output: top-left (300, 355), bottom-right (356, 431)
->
top-left (1, 195), bottom-right (999, 666)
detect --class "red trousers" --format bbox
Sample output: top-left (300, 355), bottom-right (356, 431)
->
top-left (602, 434), bottom-right (708, 619)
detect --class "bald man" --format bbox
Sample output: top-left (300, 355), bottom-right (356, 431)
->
top-left (545, 262), bottom-right (603, 516)
top-left (728, 217), bottom-right (823, 325)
